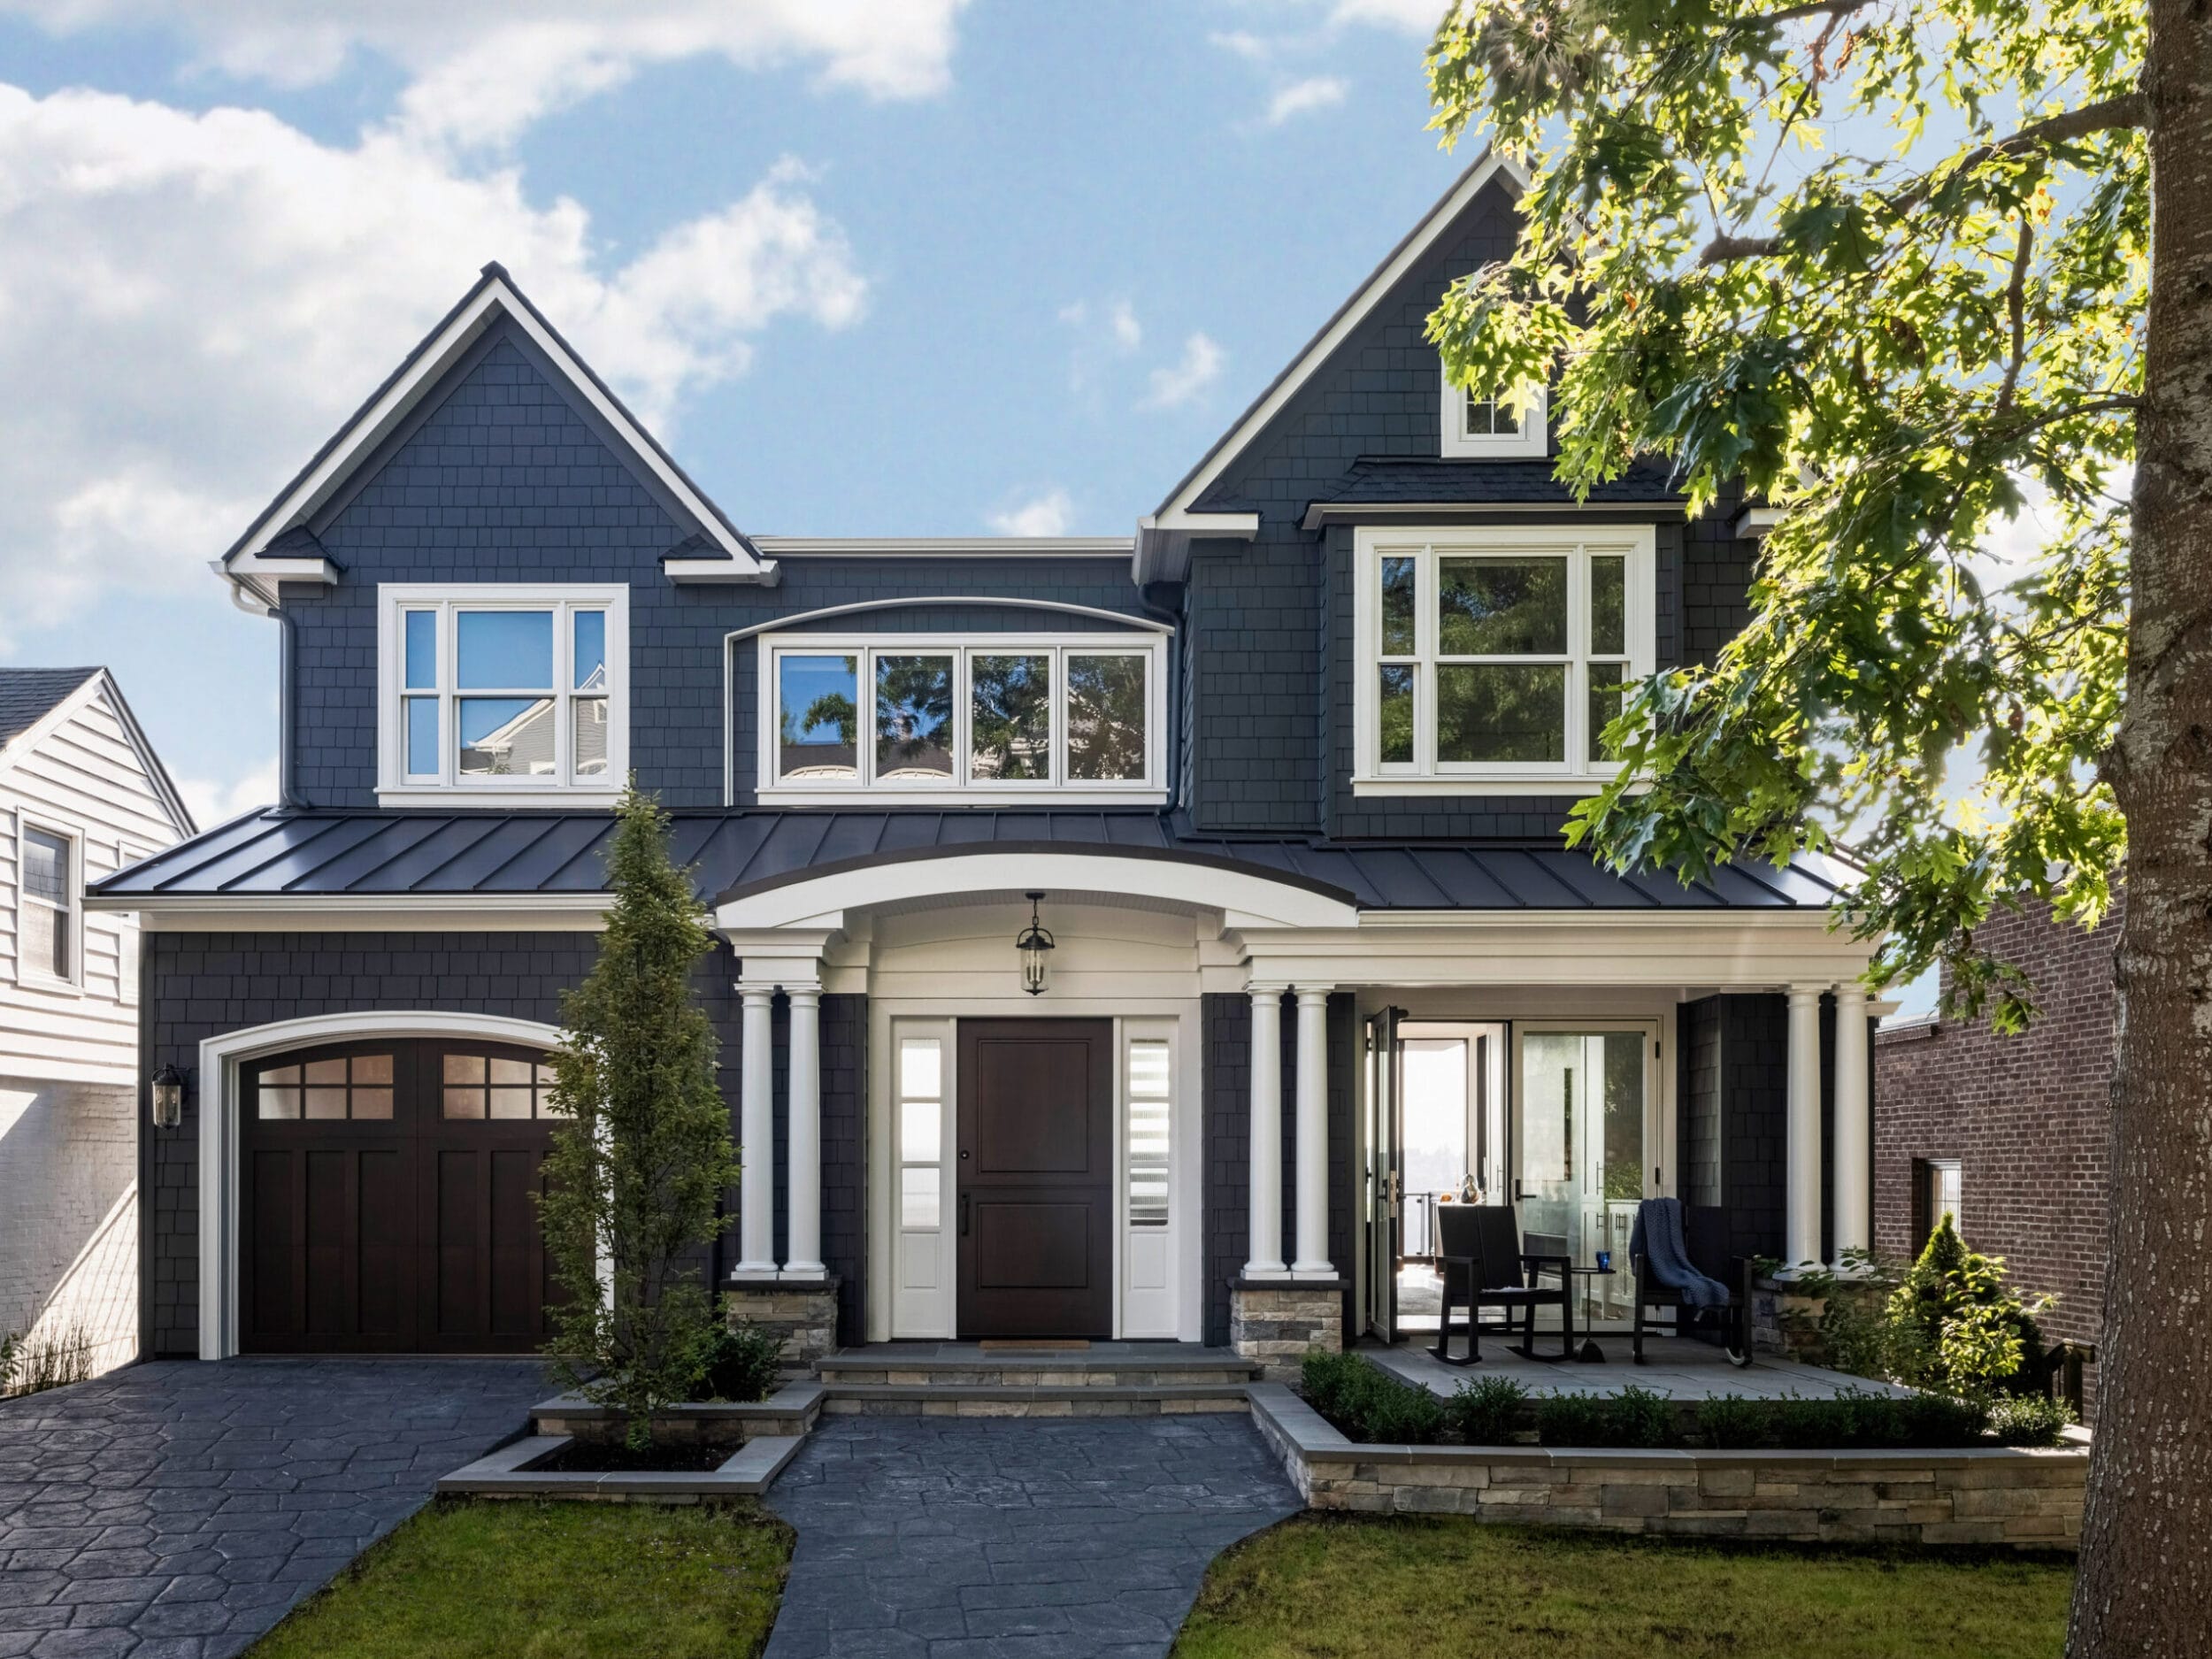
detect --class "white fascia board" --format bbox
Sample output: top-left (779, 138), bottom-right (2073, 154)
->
top-left (88, 893), bottom-right (611, 933)
top-left (1302, 500), bottom-right (1685, 533)
top-left (1132, 511), bottom-right (1263, 584)
top-left (223, 274), bottom-right (770, 581)
top-left (714, 851), bottom-right (1359, 933)
top-left (0, 670), bottom-right (100, 780)
top-left (1148, 151), bottom-right (1525, 529)
top-left (0, 669), bottom-right (194, 839)
top-left (749, 536), bottom-right (1135, 557)
top-left (1735, 506), bottom-right (1783, 538)
top-left (726, 595), bottom-right (1171, 643)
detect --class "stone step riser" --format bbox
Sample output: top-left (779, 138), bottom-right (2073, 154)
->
top-left (816, 1368), bottom-right (1255, 1387)
top-left (822, 1396), bottom-right (1250, 1418)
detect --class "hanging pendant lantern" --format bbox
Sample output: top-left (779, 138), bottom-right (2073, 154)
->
top-left (1016, 891), bottom-right (1055, 996)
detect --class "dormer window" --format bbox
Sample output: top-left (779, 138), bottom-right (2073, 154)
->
top-left (1353, 525), bottom-right (1654, 795)
top-left (754, 632), bottom-right (1167, 805)
top-left (377, 584), bottom-right (627, 804)
top-left (1440, 364), bottom-right (1548, 458)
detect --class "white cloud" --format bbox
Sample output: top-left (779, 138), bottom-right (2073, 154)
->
top-left (1142, 333), bottom-right (1225, 410)
top-left (0, 83), bottom-right (867, 628)
top-left (175, 757), bottom-right (279, 829)
top-left (0, 2), bottom-right (973, 149)
top-left (987, 488), bottom-right (1075, 538)
top-left (1264, 75), bottom-right (1347, 125)
top-left (1109, 300), bottom-right (1143, 350)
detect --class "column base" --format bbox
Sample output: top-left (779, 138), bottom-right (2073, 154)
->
top-left (1229, 1276), bottom-right (1346, 1384)
top-left (1289, 1263), bottom-right (1338, 1281)
top-left (724, 1275), bottom-right (841, 1379)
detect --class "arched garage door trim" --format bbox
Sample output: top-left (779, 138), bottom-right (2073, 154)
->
top-left (196, 1010), bottom-right (564, 1360)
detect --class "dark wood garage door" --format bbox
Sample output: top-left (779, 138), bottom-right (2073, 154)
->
top-left (956, 1019), bottom-right (1113, 1339)
top-left (240, 1038), bottom-right (564, 1354)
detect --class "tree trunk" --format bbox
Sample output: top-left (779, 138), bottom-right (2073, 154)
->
top-left (2072, 0), bottom-right (2212, 1651)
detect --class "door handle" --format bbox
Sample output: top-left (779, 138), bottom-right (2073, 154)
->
top-left (960, 1193), bottom-right (971, 1237)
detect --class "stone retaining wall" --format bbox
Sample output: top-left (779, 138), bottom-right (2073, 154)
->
top-left (1248, 1386), bottom-right (2084, 1550)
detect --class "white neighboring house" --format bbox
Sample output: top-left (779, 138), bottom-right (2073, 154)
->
top-left (0, 668), bottom-right (193, 1379)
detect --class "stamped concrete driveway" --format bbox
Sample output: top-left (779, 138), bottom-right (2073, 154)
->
top-left (765, 1415), bottom-right (1302, 1659)
top-left (0, 1357), bottom-right (544, 1659)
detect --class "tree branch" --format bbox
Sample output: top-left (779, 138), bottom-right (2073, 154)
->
top-left (1993, 394), bottom-right (2141, 438)
top-left (1732, 0), bottom-right (1876, 27)
top-left (1993, 219), bottom-right (2034, 420)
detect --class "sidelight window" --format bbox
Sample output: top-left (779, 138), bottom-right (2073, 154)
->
top-left (379, 585), bottom-right (626, 801)
top-left (1357, 526), bottom-right (1654, 791)
top-left (758, 634), bottom-right (1164, 802)
top-left (1125, 1038), bottom-right (1171, 1228)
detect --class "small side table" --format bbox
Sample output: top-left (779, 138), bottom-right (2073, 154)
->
top-left (1565, 1267), bottom-right (1611, 1363)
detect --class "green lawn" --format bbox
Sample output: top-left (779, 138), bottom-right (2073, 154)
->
top-left (1172, 1516), bottom-right (2073, 1659)
top-left (250, 1499), bottom-right (792, 1659)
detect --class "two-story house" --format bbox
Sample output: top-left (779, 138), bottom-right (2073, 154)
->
top-left (2, 667), bottom-right (193, 1379)
top-left (92, 153), bottom-right (1880, 1371)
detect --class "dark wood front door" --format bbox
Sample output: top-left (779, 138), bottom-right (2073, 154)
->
top-left (240, 1038), bottom-right (561, 1354)
top-left (956, 1019), bottom-right (1113, 1339)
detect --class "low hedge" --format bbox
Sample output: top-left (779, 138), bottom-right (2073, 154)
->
top-left (1301, 1350), bottom-right (1447, 1444)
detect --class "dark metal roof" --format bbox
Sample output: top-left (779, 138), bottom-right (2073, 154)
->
top-left (1318, 454), bottom-right (1684, 508)
top-left (0, 667), bottom-right (99, 749)
top-left (90, 808), bottom-right (1854, 913)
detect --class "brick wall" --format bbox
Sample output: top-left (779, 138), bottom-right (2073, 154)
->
top-left (1874, 896), bottom-right (2117, 1359)
top-left (0, 1075), bottom-right (137, 1376)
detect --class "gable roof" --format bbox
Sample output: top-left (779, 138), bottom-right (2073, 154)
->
top-left (218, 264), bottom-right (772, 602)
top-left (1134, 149), bottom-right (1528, 581)
top-left (0, 666), bottom-right (196, 837)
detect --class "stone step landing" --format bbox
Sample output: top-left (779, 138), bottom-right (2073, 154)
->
top-left (815, 1344), bottom-right (1258, 1417)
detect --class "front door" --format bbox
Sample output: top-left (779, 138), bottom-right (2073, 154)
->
top-left (956, 1018), bottom-right (1113, 1338)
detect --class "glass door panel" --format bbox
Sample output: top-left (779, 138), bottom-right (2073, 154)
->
top-left (1517, 1029), bottom-right (1648, 1327)
top-left (1363, 1008), bottom-right (1402, 1341)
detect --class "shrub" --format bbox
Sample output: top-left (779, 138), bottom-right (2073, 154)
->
top-left (1894, 1389), bottom-right (1991, 1447)
top-left (1535, 1391), bottom-right (1612, 1447)
top-left (1298, 1351), bottom-right (1445, 1444)
top-left (1697, 1394), bottom-right (1772, 1449)
top-left (1605, 1385), bottom-right (1676, 1448)
top-left (1446, 1375), bottom-right (1528, 1445)
top-left (692, 1318), bottom-right (784, 1403)
top-left (1986, 1394), bottom-right (2076, 1448)
top-left (1885, 1217), bottom-right (2055, 1400)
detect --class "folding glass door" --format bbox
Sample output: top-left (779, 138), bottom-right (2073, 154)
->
top-left (1512, 1025), bottom-right (1657, 1328)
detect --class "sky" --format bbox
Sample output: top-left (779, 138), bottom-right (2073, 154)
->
top-left (0, 0), bottom-right (1473, 827)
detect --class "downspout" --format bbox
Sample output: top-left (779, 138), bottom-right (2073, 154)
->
top-left (1137, 579), bottom-right (1186, 816)
top-left (223, 571), bottom-right (306, 812)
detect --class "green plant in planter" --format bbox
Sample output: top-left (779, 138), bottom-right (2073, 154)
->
top-left (1696, 1393), bottom-right (1771, 1449)
top-left (692, 1318), bottom-right (785, 1404)
top-left (1987, 1394), bottom-right (2077, 1448)
top-left (1886, 1217), bottom-right (2056, 1400)
top-left (1535, 1391), bottom-right (1611, 1447)
top-left (1446, 1375), bottom-right (1527, 1445)
top-left (1297, 1351), bottom-right (1445, 1445)
top-left (1604, 1384), bottom-right (1677, 1448)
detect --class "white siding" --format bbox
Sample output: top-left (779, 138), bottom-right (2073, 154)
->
top-left (0, 685), bottom-right (187, 1087)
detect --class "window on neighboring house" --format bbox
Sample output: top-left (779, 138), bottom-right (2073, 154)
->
top-left (17, 822), bottom-right (78, 985)
top-left (1356, 526), bottom-right (1655, 791)
top-left (1440, 363), bottom-right (1548, 458)
top-left (756, 634), bottom-right (1166, 802)
top-left (378, 586), bottom-right (626, 800)
top-left (1914, 1157), bottom-right (1964, 1250)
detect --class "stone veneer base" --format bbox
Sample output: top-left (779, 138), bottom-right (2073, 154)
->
top-left (1246, 1385), bottom-right (2085, 1550)
top-left (726, 1276), bottom-right (841, 1377)
top-left (530, 1383), bottom-right (823, 1448)
top-left (1230, 1278), bottom-right (1347, 1382)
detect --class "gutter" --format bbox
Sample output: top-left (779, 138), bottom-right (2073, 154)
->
top-left (217, 562), bottom-right (307, 812)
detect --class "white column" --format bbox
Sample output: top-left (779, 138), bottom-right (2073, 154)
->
top-left (735, 984), bottom-right (777, 1276)
top-left (1785, 986), bottom-right (1825, 1271)
top-left (784, 986), bottom-right (825, 1279)
top-left (1292, 987), bottom-right (1335, 1279)
top-left (1831, 982), bottom-right (1871, 1265)
top-left (1244, 987), bottom-right (1286, 1279)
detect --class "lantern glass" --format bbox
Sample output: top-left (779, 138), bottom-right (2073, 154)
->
top-left (1015, 893), bottom-right (1054, 996)
top-left (150, 1066), bottom-right (184, 1130)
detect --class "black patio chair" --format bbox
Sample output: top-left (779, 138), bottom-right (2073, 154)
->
top-left (1432, 1203), bottom-right (1572, 1367)
top-left (1630, 1198), bottom-right (1753, 1367)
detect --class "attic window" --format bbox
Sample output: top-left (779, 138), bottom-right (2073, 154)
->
top-left (377, 584), bottom-right (627, 804)
top-left (1440, 363), bottom-right (1548, 458)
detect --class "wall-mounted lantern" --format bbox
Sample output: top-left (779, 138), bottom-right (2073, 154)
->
top-left (1016, 891), bottom-right (1055, 996)
top-left (150, 1063), bottom-right (185, 1130)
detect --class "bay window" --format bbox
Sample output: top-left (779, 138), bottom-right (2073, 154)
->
top-left (757, 634), bottom-right (1164, 802)
top-left (378, 585), bottom-right (627, 802)
top-left (1356, 526), bottom-right (1654, 791)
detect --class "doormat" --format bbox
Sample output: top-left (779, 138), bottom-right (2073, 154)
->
top-left (977, 1339), bottom-right (1091, 1352)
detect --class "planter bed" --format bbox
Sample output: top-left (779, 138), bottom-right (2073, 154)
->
top-left (529, 1380), bottom-right (823, 1448)
top-left (1248, 1384), bottom-right (2086, 1550)
top-left (437, 1432), bottom-right (805, 1503)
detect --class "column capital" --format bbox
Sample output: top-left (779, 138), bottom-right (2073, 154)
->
top-left (1247, 980), bottom-right (1292, 998)
top-left (1785, 984), bottom-right (1828, 1005)
top-left (1293, 985), bottom-right (1334, 1003)
top-left (782, 984), bottom-right (822, 1004)
top-left (1832, 980), bottom-right (1870, 1008)
top-left (738, 980), bottom-right (778, 1002)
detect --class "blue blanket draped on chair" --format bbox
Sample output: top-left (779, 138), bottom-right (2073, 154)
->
top-left (1629, 1197), bottom-right (1732, 1310)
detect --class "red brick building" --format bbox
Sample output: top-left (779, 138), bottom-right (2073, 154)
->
top-left (1874, 895), bottom-right (2117, 1398)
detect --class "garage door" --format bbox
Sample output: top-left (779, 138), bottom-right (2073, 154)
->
top-left (239, 1038), bottom-right (565, 1354)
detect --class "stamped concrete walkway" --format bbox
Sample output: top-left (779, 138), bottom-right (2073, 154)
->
top-left (764, 1415), bottom-right (1302, 1659)
top-left (0, 1357), bottom-right (544, 1659)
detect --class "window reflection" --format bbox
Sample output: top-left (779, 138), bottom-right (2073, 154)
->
top-left (779, 654), bottom-right (859, 780)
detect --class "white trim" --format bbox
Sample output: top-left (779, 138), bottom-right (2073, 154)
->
top-left (0, 670), bottom-right (195, 838)
top-left (1440, 365), bottom-right (1549, 458)
top-left (753, 632), bottom-right (1169, 804)
top-left (749, 537), bottom-right (1134, 557)
top-left (223, 273), bottom-right (772, 580)
top-left (194, 1009), bottom-right (564, 1360)
top-left (726, 596), bottom-right (1170, 644)
top-left (1351, 522), bottom-right (1655, 792)
top-left (717, 851), bottom-right (1359, 933)
top-left (12, 811), bottom-right (85, 993)
top-left (104, 897), bottom-right (611, 933)
top-left (374, 582), bottom-right (629, 802)
top-left (1303, 501), bottom-right (1684, 532)
top-left (1735, 506), bottom-right (1783, 538)
top-left (1150, 152), bottom-right (1525, 531)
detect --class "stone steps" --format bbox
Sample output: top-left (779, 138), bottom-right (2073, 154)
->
top-left (817, 1361), bottom-right (1257, 1388)
top-left (818, 1381), bottom-right (1254, 1417)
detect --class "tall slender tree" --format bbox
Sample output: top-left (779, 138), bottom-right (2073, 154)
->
top-left (1421, 1), bottom-right (2200, 1647)
top-left (539, 784), bottom-right (738, 1448)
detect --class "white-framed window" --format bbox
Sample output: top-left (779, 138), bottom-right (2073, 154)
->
top-left (755, 633), bottom-right (1167, 804)
top-left (14, 816), bottom-right (81, 988)
top-left (1440, 363), bottom-right (1548, 458)
top-left (376, 584), bottom-right (627, 804)
top-left (1353, 524), bottom-right (1655, 794)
